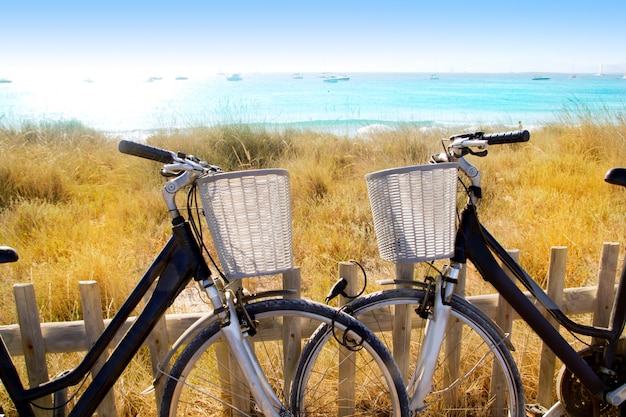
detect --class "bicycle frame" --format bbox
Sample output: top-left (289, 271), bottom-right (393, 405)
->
top-left (0, 216), bottom-right (210, 416)
top-left (407, 201), bottom-right (626, 411)
top-left (456, 203), bottom-right (625, 399)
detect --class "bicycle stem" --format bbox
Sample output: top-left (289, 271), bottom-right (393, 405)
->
top-left (456, 157), bottom-right (482, 204)
top-left (162, 171), bottom-right (198, 219)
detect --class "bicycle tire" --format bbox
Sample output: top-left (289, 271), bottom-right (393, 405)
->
top-left (159, 297), bottom-right (409, 416)
top-left (310, 288), bottom-right (525, 416)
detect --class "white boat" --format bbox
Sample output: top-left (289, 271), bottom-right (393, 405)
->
top-left (323, 75), bottom-right (349, 83)
top-left (226, 73), bottom-right (242, 81)
top-left (0, 78), bottom-right (12, 84)
top-left (292, 73), bottom-right (303, 79)
top-left (429, 74), bottom-right (439, 80)
top-left (531, 76), bottom-right (550, 81)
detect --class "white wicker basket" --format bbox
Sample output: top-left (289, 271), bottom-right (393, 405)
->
top-left (197, 169), bottom-right (293, 279)
top-left (365, 163), bottom-right (458, 263)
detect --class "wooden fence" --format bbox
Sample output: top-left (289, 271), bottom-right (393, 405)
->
top-left (0, 242), bottom-right (622, 415)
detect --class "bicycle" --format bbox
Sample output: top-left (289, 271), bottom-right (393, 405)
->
top-left (317, 129), bottom-right (626, 416)
top-left (0, 140), bottom-right (410, 416)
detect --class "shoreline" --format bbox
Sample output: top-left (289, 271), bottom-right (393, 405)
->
top-left (87, 118), bottom-right (541, 142)
top-left (0, 117), bottom-right (572, 144)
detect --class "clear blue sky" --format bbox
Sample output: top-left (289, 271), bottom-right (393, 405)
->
top-left (2, 0), bottom-right (625, 77)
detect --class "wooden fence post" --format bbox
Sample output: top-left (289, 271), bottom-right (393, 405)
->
top-left (142, 282), bottom-right (170, 415)
top-left (13, 283), bottom-right (52, 417)
top-left (224, 280), bottom-right (249, 417)
top-left (537, 246), bottom-right (567, 407)
top-left (282, 267), bottom-right (301, 399)
top-left (393, 263), bottom-right (414, 383)
top-left (443, 264), bottom-right (466, 409)
top-left (79, 281), bottom-right (117, 417)
top-left (592, 242), bottom-right (621, 345)
top-left (494, 250), bottom-right (520, 337)
top-left (338, 261), bottom-right (358, 416)
top-left (491, 249), bottom-right (520, 412)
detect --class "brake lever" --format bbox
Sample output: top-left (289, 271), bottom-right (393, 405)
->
top-left (449, 131), bottom-right (484, 141)
top-left (466, 148), bottom-right (488, 157)
top-left (160, 168), bottom-right (183, 177)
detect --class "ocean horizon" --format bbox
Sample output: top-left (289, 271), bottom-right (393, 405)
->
top-left (1, 72), bottom-right (625, 139)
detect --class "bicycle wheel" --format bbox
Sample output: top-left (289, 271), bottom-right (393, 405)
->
top-left (159, 297), bottom-right (409, 416)
top-left (317, 288), bottom-right (525, 416)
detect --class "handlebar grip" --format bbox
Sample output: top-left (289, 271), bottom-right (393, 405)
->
top-left (118, 140), bottom-right (175, 164)
top-left (483, 130), bottom-right (530, 145)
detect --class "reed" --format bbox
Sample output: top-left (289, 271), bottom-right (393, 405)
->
top-left (0, 112), bottom-right (624, 414)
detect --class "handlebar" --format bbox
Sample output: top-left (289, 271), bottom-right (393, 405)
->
top-left (447, 130), bottom-right (530, 145)
top-left (431, 129), bottom-right (531, 203)
top-left (483, 130), bottom-right (530, 145)
top-left (118, 140), bottom-right (223, 218)
top-left (118, 140), bottom-right (222, 177)
top-left (118, 140), bottom-right (176, 164)
top-left (435, 129), bottom-right (530, 161)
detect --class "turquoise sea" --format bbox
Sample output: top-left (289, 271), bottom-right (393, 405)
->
top-left (1, 72), bottom-right (625, 138)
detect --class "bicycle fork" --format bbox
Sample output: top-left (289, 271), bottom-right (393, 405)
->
top-left (407, 263), bottom-right (461, 411)
top-left (203, 281), bottom-right (288, 416)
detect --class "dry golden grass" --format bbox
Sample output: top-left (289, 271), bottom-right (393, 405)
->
top-left (0, 114), bottom-right (624, 415)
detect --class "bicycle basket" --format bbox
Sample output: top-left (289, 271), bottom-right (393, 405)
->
top-left (365, 163), bottom-right (458, 263)
top-left (197, 169), bottom-right (293, 279)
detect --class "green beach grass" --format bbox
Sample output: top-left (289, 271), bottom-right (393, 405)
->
top-left (0, 114), bottom-right (624, 415)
